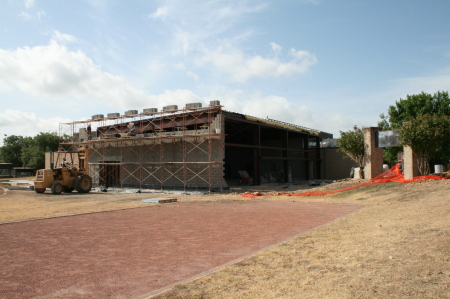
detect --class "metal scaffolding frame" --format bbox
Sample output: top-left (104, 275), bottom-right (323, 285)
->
top-left (58, 105), bottom-right (225, 192)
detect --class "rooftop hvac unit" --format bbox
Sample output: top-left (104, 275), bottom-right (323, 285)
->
top-left (185, 102), bottom-right (202, 109)
top-left (125, 110), bottom-right (138, 116)
top-left (163, 105), bottom-right (178, 112)
top-left (143, 108), bottom-right (158, 114)
top-left (209, 100), bottom-right (221, 106)
top-left (92, 114), bottom-right (104, 120)
top-left (107, 113), bottom-right (120, 118)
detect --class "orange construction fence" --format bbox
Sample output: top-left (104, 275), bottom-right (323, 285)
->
top-left (242, 164), bottom-right (450, 198)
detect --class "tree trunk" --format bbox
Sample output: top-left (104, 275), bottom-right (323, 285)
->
top-left (359, 167), bottom-right (365, 179)
top-left (416, 155), bottom-right (430, 176)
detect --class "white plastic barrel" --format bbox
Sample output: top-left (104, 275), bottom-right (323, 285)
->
top-left (434, 164), bottom-right (444, 173)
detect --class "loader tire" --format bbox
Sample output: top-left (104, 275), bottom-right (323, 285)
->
top-left (75, 174), bottom-right (92, 193)
top-left (51, 182), bottom-right (63, 195)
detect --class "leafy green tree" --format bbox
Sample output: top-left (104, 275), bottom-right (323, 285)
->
top-left (379, 91), bottom-right (450, 164)
top-left (337, 126), bottom-right (365, 179)
top-left (397, 114), bottom-right (450, 175)
top-left (21, 132), bottom-right (61, 170)
top-left (0, 135), bottom-right (32, 166)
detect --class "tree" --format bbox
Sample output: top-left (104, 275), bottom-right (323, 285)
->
top-left (0, 135), bottom-right (32, 166)
top-left (21, 132), bottom-right (61, 170)
top-left (379, 91), bottom-right (450, 164)
top-left (397, 114), bottom-right (450, 175)
top-left (337, 126), bottom-right (365, 179)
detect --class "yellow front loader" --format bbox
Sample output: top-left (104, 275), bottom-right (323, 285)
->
top-left (34, 146), bottom-right (92, 195)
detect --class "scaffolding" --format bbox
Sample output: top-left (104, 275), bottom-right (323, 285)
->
top-left (58, 105), bottom-right (226, 192)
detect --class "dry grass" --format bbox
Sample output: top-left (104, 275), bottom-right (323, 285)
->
top-left (1, 179), bottom-right (450, 298)
top-left (155, 181), bottom-right (450, 299)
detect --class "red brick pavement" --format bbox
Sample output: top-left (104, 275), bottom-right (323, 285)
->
top-left (0, 201), bottom-right (362, 298)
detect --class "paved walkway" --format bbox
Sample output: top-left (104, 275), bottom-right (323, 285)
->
top-left (0, 201), bottom-right (362, 298)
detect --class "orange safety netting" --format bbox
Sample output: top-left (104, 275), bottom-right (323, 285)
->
top-left (242, 164), bottom-right (450, 198)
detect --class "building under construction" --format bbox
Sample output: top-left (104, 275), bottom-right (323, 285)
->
top-left (58, 101), bottom-right (333, 191)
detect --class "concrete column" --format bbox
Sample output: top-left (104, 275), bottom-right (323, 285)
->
top-left (403, 146), bottom-right (420, 179)
top-left (363, 127), bottom-right (384, 179)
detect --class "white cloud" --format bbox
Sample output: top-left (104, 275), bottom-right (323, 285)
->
top-left (144, 2), bottom-right (317, 84)
top-left (0, 41), bottom-right (152, 110)
top-left (87, 0), bottom-right (108, 10)
top-left (147, 60), bottom-right (165, 72)
top-left (173, 29), bottom-right (192, 55)
top-left (51, 30), bottom-right (78, 44)
top-left (173, 62), bottom-right (186, 70)
top-left (0, 109), bottom-right (70, 139)
top-left (348, 68), bottom-right (450, 120)
top-left (392, 72), bottom-right (450, 96)
top-left (270, 42), bottom-right (282, 56)
top-left (0, 39), bottom-right (210, 138)
top-left (148, 1), bottom-right (267, 55)
top-left (207, 88), bottom-right (349, 137)
top-left (24, 0), bottom-right (35, 9)
top-left (18, 11), bottom-right (30, 20)
top-left (148, 6), bottom-right (168, 20)
top-left (147, 89), bottom-right (203, 109)
top-left (187, 71), bottom-right (199, 82)
top-left (197, 44), bottom-right (317, 82)
top-left (19, 10), bottom-right (46, 21)
top-left (155, 1), bottom-right (266, 30)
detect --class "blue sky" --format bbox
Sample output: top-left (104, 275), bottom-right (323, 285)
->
top-left (1, 0), bottom-right (450, 142)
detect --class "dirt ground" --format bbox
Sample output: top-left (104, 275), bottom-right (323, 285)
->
top-left (1, 178), bottom-right (449, 298)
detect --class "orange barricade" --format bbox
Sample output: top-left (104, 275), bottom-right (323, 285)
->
top-left (242, 164), bottom-right (449, 198)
